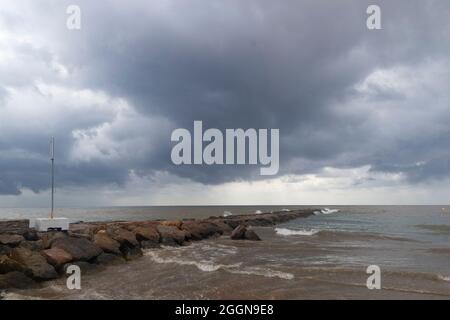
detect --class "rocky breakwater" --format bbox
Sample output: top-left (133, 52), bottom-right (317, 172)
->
top-left (0, 209), bottom-right (315, 291)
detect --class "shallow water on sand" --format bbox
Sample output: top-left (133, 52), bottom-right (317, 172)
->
top-left (2, 206), bottom-right (450, 299)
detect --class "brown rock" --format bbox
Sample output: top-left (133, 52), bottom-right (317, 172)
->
top-left (38, 231), bottom-right (67, 249)
top-left (156, 225), bottom-right (187, 245)
top-left (0, 271), bottom-right (36, 290)
top-left (230, 225), bottom-right (247, 240)
top-left (0, 219), bottom-right (30, 235)
top-left (0, 255), bottom-right (24, 274)
top-left (41, 247), bottom-right (73, 267)
top-left (133, 225), bottom-right (160, 243)
top-left (52, 237), bottom-right (102, 261)
top-left (9, 247), bottom-right (58, 280)
top-left (19, 240), bottom-right (44, 251)
top-left (0, 234), bottom-right (24, 246)
top-left (160, 220), bottom-right (182, 228)
top-left (182, 221), bottom-right (223, 240)
top-left (208, 220), bottom-right (234, 235)
top-left (93, 233), bottom-right (121, 255)
top-left (106, 227), bottom-right (139, 247)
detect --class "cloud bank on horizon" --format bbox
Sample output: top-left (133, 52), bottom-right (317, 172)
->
top-left (1, 0), bottom-right (450, 205)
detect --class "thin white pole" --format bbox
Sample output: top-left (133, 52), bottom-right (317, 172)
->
top-left (50, 137), bottom-right (54, 219)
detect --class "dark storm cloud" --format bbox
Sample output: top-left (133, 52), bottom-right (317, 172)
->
top-left (1, 0), bottom-right (450, 194)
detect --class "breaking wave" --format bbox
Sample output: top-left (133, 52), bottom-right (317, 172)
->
top-left (275, 228), bottom-right (319, 236)
top-left (223, 211), bottom-right (233, 217)
top-left (314, 208), bottom-right (340, 215)
top-left (144, 248), bottom-right (294, 280)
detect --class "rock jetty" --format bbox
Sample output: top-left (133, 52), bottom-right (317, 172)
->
top-left (0, 209), bottom-right (315, 291)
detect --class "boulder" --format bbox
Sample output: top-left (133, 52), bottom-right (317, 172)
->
top-left (230, 225), bottom-right (247, 240)
top-left (0, 234), bottom-right (24, 246)
top-left (156, 225), bottom-right (187, 245)
top-left (38, 231), bottom-right (67, 249)
top-left (133, 225), bottom-right (160, 243)
top-left (0, 255), bottom-right (24, 274)
top-left (0, 244), bottom-right (12, 256)
top-left (0, 219), bottom-right (29, 235)
top-left (122, 246), bottom-right (143, 261)
top-left (0, 271), bottom-right (36, 290)
top-left (23, 229), bottom-right (39, 241)
top-left (19, 240), bottom-right (44, 251)
top-left (93, 233), bottom-right (121, 255)
top-left (208, 220), bottom-right (234, 234)
top-left (95, 253), bottom-right (125, 265)
top-left (9, 247), bottom-right (58, 280)
top-left (69, 223), bottom-right (98, 240)
top-left (51, 237), bottom-right (102, 261)
top-left (181, 221), bottom-right (223, 240)
top-left (244, 229), bottom-right (261, 241)
top-left (230, 225), bottom-right (261, 241)
top-left (160, 220), bottom-right (182, 228)
top-left (106, 227), bottom-right (139, 248)
top-left (41, 247), bottom-right (73, 268)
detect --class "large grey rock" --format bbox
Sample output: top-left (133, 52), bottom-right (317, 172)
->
top-left (52, 237), bottom-right (102, 261)
top-left (9, 247), bottom-right (58, 280)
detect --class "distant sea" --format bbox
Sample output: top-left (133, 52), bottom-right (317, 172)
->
top-left (2, 205), bottom-right (450, 299)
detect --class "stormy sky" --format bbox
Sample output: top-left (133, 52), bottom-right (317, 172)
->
top-left (1, 0), bottom-right (450, 206)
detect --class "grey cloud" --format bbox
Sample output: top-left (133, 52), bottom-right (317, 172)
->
top-left (1, 0), bottom-right (450, 195)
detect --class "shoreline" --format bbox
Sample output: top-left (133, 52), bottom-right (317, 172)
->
top-left (0, 209), bottom-right (316, 292)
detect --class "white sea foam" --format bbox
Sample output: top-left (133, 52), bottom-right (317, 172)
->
top-left (275, 227), bottom-right (319, 236)
top-left (281, 208), bottom-right (290, 212)
top-left (229, 267), bottom-right (294, 280)
top-left (223, 211), bottom-right (233, 217)
top-left (255, 210), bottom-right (263, 214)
top-left (0, 292), bottom-right (42, 300)
top-left (314, 208), bottom-right (340, 215)
top-left (145, 250), bottom-right (242, 272)
top-left (145, 248), bottom-right (294, 280)
top-left (321, 208), bottom-right (339, 214)
top-left (438, 274), bottom-right (450, 282)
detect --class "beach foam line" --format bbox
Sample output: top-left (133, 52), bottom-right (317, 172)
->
top-left (228, 267), bottom-right (294, 280)
top-left (275, 227), bottom-right (319, 236)
top-left (223, 211), bottom-right (233, 217)
top-left (145, 250), bottom-right (294, 280)
top-left (145, 250), bottom-right (242, 272)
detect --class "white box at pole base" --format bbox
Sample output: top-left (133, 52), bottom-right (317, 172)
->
top-left (34, 217), bottom-right (69, 232)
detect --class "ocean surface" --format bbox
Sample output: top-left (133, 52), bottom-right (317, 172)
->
top-left (2, 205), bottom-right (450, 299)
